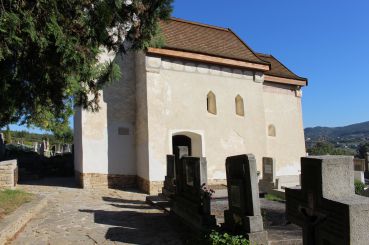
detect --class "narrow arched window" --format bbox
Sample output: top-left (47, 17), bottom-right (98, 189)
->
top-left (207, 91), bottom-right (217, 115)
top-left (268, 124), bottom-right (276, 137)
top-left (235, 95), bottom-right (244, 116)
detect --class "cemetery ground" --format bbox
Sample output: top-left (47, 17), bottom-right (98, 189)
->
top-left (2, 177), bottom-right (301, 245)
top-left (0, 189), bottom-right (33, 219)
top-left (7, 177), bottom-right (187, 245)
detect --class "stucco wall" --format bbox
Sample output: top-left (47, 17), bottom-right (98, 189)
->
top-left (144, 55), bottom-right (268, 181)
top-left (263, 82), bottom-right (306, 176)
top-left (75, 52), bottom-right (137, 176)
top-left (135, 52), bottom-right (150, 180)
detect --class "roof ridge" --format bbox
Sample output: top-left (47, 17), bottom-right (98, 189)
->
top-left (169, 17), bottom-right (229, 32)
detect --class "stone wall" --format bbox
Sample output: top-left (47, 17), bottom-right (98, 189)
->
top-left (137, 176), bottom-right (163, 195)
top-left (76, 172), bottom-right (136, 189)
top-left (0, 160), bottom-right (18, 189)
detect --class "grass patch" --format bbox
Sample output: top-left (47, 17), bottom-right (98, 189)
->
top-left (0, 189), bottom-right (34, 218)
top-left (265, 193), bottom-right (284, 202)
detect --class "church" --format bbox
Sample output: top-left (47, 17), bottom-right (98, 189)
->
top-left (74, 18), bottom-right (307, 194)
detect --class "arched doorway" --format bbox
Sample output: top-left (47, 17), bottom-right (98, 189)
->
top-left (171, 131), bottom-right (203, 158)
top-left (172, 135), bottom-right (192, 159)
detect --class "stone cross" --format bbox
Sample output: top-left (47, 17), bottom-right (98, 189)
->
top-left (223, 154), bottom-right (268, 245)
top-left (286, 156), bottom-right (369, 245)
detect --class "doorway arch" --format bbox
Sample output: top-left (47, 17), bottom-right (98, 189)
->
top-left (170, 131), bottom-right (204, 158)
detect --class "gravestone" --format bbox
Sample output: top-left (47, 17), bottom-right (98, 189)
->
top-left (262, 157), bottom-right (276, 182)
top-left (259, 157), bottom-right (276, 193)
top-left (172, 156), bottom-right (216, 231)
top-left (0, 133), bottom-right (5, 160)
top-left (223, 154), bottom-right (268, 245)
top-left (353, 158), bottom-right (365, 171)
top-left (286, 156), bottom-right (369, 245)
top-left (40, 140), bottom-right (46, 156)
top-left (162, 154), bottom-right (176, 197)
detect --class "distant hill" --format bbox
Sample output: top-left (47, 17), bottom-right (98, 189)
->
top-left (305, 121), bottom-right (369, 140)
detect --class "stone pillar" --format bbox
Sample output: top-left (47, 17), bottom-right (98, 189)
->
top-left (0, 160), bottom-right (18, 189)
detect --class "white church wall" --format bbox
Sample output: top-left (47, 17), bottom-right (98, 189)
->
top-left (135, 52), bottom-right (150, 182)
top-left (144, 55), bottom-right (268, 182)
top-left (263, 82), bottom-right (306, 177)
top-left (75, 52), bottom-right (137, 185)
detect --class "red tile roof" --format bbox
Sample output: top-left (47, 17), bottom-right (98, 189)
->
top-left (256, 53), bottom-right (307, 82)
top-left (160, 18), bottom-right (268, 65)
top-left (158, 18), bottom-right (307, 84)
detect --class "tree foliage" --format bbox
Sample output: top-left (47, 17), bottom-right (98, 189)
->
top-left (0, 0), bottom-right (172, 132)
top-left (357, 142), bottom-right (369, 159)
top-left (308, 141), bottom-right (354, 156)
top-left (4, 125), bottom-right (11, 143)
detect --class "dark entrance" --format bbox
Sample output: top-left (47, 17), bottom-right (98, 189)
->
top-left (172, 135), bottom-right (192, 158)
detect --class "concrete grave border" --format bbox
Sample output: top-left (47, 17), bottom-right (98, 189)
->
top-left (0, 194), bottom-right (47, 244)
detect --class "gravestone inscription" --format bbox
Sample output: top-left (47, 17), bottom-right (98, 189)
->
top-left (223, 154), bottom-right (268, 245)
top-left (286, 156), bottom-right (369, 245)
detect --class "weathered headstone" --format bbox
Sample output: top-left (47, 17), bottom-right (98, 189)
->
top-left (259, 157), bottom-right (276, 193)
top-left (223, 154), bottom-right (268, 245)
top-left (40, 140), bottom-right (46, 156)
top-left (353, 158), bottom-right (365, 171)
top-left (0, 133), bottom-right (5, 160)
top-left (172, 156), bottom-right (216, 231)
top-left (162, 154), bottom-right (176, 197)
top-left (262, 157), bottom-right (276, 182)
top-left (286, 156), bottom-right (369, 245)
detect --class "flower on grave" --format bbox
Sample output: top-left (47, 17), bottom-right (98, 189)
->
top-left (200, 183), bottom-right (215, 199)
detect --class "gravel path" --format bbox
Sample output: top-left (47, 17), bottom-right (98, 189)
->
top-left (10, 178), bottom-right (183, 245)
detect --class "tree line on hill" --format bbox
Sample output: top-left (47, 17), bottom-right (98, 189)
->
top-left (1, 126), bottom-right (73, 147)
top-left (307, 141), bottom-right (369, 159)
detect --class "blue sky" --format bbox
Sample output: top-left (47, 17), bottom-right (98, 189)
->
top-left (6, 0), bottom-right (369, 133)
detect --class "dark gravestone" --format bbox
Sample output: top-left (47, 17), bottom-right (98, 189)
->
top-left (0, 133), bottom-right (4, 160)
top-left (223, 154), bottom-right (268, 245)
top-left (286, 156), bottom-right (369, 245)
top-left (172, 156), bottom-right (216, 231)
top-left (162, 155), bottom-right (176, 197)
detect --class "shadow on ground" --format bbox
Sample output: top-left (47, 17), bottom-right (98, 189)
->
top-left (80, 196), bottom-right (188, 244)
top-left (18, 177), bottom-right (78, 189)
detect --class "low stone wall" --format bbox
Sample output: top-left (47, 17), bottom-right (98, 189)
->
top-left (0, 160), bottom-right (18, 189)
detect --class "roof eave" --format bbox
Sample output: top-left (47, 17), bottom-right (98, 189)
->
top-left (264, 75), bottom-right (308, 87)
top-left (147, 48), bottom-right (270, 71)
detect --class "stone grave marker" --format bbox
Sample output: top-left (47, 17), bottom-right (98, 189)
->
top-left (259, 157), bottom-right (276, 193)
top-left (162, 154), bottom-right (176, 197)
top-left (286, 156), bottom-right (369, 245)
top-left (353, 158), bottom-right (365, 171)
top-left (40, 140), bottom-right (46, 156)
top-left (172, 156), bottom-right (216, 231)
top-left (0, 133), bottom-right (5, 160)
top-left (262, 157), bottom-right (276, 182)
top-left (223, 154), bottom-right (268, 245)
